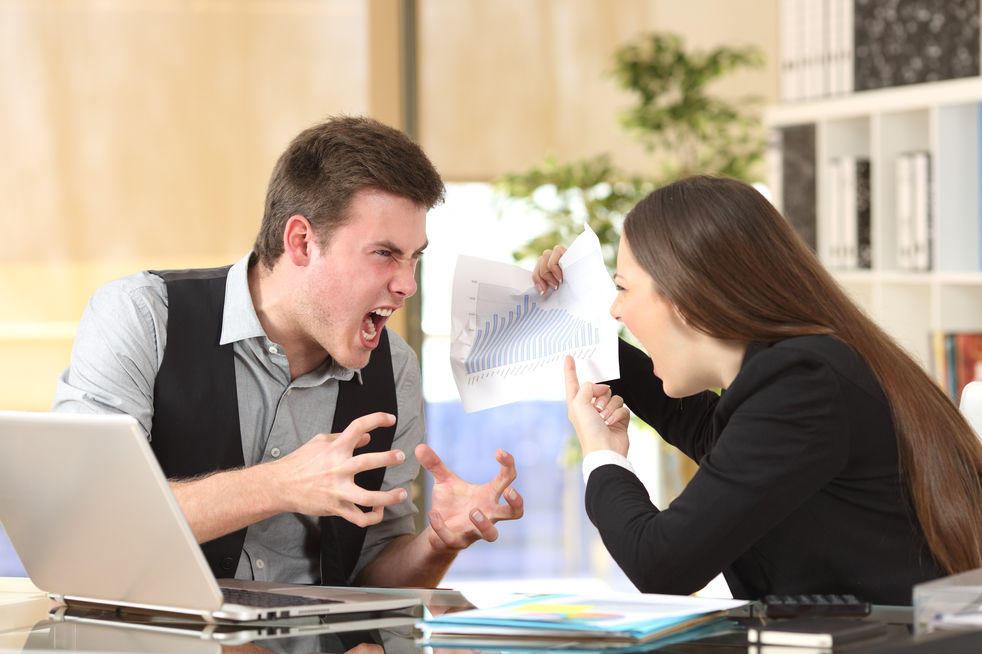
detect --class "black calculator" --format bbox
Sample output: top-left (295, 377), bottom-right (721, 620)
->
top-left (763, 594), bottom-right (871, 617)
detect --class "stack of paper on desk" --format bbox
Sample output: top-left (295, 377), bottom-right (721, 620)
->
top-left (417, 592), bottom-right (747, 648)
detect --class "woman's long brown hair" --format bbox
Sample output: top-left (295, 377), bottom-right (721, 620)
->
top-left (623, 175), bottom-right (982, 574)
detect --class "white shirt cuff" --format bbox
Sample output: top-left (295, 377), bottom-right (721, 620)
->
top-left (582, 450), bottom-right (636, 485)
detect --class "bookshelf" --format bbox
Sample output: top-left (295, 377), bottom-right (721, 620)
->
top-left (765, 75), bottom-right (982, 369)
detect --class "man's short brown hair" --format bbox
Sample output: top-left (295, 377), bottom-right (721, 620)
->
top-left (253, 115), bottom-right (445, 268)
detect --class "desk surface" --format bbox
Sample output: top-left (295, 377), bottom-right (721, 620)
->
top-left (0, 579), bottom-right (978, 654)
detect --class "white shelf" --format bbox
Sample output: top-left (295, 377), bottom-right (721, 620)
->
top-left (766, 77), bottom-right (982, 367)
top-left (766, 76), bottom-right (982, 125)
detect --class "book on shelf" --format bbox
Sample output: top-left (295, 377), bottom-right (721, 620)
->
top-left (826, 155), bottom-right (870, 270)
top-left (895, 151), bottom-right (932, 271)
top-left (928, 332), bottom-right (982, 402)
top-left (416, 592), bottom-right (747, 647)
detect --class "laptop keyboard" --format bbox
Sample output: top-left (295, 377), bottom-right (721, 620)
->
top-left (221, 587), bottom-right (341, 608)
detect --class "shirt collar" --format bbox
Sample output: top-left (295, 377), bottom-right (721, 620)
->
top-left (219, 253), bottom-right (361, 384)
top-left (220, 253), bottom-right (266, 345)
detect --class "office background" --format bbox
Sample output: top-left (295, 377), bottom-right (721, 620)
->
top-left (0, 0), bottom-right (779, 584)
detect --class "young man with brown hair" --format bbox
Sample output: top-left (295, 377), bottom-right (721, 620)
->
top-left (53, 116), bottom-right (523, 588)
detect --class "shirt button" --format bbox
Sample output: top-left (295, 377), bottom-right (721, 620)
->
top-left (285, 389), bottom-right (291, 397)
top-left (256, 559), bottom-right (265, 569)
top-left (270, 447), bottom-right (281, 458)
top-left (268, 345), bottom-right (279, 355)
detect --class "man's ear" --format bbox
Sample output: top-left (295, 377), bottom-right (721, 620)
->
top-left (283, 215), bottom-right (315, 266)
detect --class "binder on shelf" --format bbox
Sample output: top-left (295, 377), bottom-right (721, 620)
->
top-left (780, 0), bottom-right (798, 102)
top-left (827, 158), bottom-right (842, 268)
top-left (803, 0), bottom-right (827, 99)
top-left (854, 0), bottom-right (980, 92)
top-left (912, 151), bottom-right (932, 271)
top-left (781, 124), bottom-right (817, 251)
top-left (895, 151), bottom-right (932, 271)
top-left (826, 156), bottom-right (870, 269)
top-left (895, 154), bottom-right (914, 270)
top-left (780, 0), bottom-right (853, 102)
top-left (856, 158), bottom-right (871, 269)
top-left (766, 129), bottom-right (785, 214)
top-left (828, 0), bottom-right (853, 96)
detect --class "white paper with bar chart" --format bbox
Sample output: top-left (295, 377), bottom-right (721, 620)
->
top-left (450, 225), bottom-right (620, 412)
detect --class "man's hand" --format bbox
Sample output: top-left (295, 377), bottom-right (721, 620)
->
top-left (172, 411), bottom-right (407, 545)
top-left (416, 444), bottom-right (524, 552)
top-left (565, 355), bottom-right (630, 457)
top-left (268, 411), bottom-right (408, 527)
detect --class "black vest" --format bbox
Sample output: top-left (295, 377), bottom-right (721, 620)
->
top-left (148, 266), bottom-right (398, 585)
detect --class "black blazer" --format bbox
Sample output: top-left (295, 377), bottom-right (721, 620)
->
top-left (587, 335), bottom-right (944, 605)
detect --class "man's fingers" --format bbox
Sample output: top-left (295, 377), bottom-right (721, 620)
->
top-left (416, 443), bottom-right (457, 484)
top-left (469, 509), bottom-right (499, 543)
top-left (349, 449), bottom-right (406, 475)
top-left (335, 503), bottom-right (386, 528)
top-left (564, 355), bottom-right (580, 404)
top-left (490, 449), bottom-right (518, 494)
top-left (496, 487), bottom-right (525, 521)
top-left (344, 487), bottom-right (407, 515)
top-left (427, 510), bottom-right (468, 551)
top-left (340, 412), bottom-right (396, 447)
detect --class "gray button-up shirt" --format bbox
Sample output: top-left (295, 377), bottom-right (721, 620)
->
top-left (52, 253), bottom-right (424, 583)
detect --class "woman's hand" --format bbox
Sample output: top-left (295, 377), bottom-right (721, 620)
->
top-left (564, 355), bottom-right (630, 457)
top-left (532, 245), bottom-right (567, 295)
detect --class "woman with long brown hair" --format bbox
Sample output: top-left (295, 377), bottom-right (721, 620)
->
top-left (533, 175), bottom-right (982, 604)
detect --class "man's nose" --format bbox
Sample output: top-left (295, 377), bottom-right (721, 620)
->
top-left (390, 259), bottom-right (418, 297)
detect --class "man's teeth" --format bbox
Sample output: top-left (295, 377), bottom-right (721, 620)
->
top-left (362, 309), bottom-right (392, 340)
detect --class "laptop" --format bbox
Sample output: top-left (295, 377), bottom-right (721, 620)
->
top-left (5, 607), bottom-right (417, 651)
top-left (0, 410), bottom-right (420, 622)
top-left (36, 604), bottom-right (418, 648)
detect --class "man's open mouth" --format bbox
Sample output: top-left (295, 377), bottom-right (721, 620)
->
top-left (362, 308), bottom-right (393, 342)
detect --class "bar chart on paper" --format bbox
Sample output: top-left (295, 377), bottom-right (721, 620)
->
top-left (464, 283), bottom-right (602, 376)
top-left (450, 225), bottom-right (620, 412)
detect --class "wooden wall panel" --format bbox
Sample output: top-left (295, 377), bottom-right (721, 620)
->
top-left (0, 0), bottom-right (371, 409)
top-left (0, 0), bottom-right (778, 410)
top-left (418, 0), bottom-right (779, 181)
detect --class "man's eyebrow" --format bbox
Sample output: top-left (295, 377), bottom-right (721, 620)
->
top-left (374, 240), bottom-right (429, 258)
